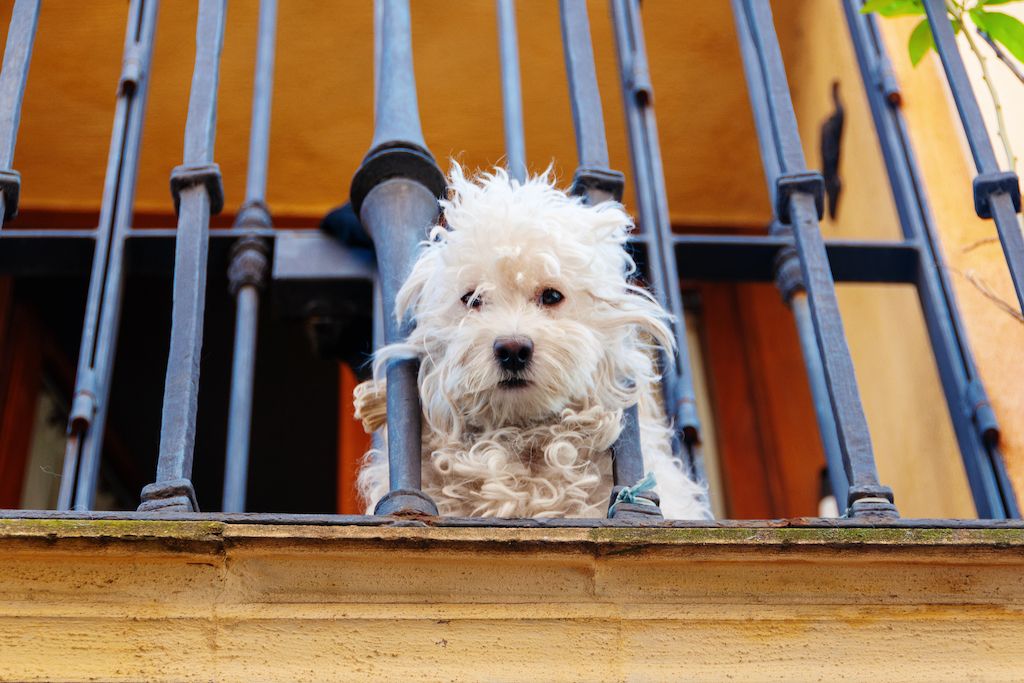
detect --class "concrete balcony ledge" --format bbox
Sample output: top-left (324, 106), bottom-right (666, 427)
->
top-left (1, 517), bottom-right (1023, 681)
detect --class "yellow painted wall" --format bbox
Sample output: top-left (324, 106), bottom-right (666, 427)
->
top-left (881, 10), bottom-right (1024, 503)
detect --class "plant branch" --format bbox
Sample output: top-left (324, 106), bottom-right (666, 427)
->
top-left (976, 28), bottom-right (1024, 86)
top-left (954, 6), bottom-right (1018, 172)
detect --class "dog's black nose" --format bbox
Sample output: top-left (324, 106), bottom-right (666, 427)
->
top-left (493, 336), bottom-right (533, 373)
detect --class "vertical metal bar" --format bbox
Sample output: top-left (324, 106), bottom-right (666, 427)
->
top-left (610, 0), bottom-right (704, 483)
top-left (922, 0), bottom-right (1024, 314)
top-left (774, 247), bottom-right (850, 510)
top-left (59, 0), bottom-right (159, 511)
top-left (731, 0), bottom-right (897, 518)
top-left (138, 0), bottom-right (227, 513)
top-left (724, 0), bottom-right (850, 504)
top-left (222, 0), bottom-right (277, 513)
top-left (496, 0), bottom-right (527, 184)
top-left (350, 0), bottom-right (446, 517)
top-left (559, 0), bottom-right (660, 521)
top-left (0, 0), bottom-right (40, 224)
top-left (844, 2), bottom-right (1018, 518)
top-left (559, 0), bottom-right (625, 201)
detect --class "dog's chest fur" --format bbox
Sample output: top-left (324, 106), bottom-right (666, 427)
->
top-left (419, 406), bottom-right (620, 518)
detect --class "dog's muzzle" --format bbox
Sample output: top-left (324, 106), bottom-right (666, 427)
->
top-left (493, 336), bottom-right (533, 373)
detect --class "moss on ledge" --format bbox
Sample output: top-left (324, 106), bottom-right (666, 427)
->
top-left (0, 516), bottom-right (1023, 552)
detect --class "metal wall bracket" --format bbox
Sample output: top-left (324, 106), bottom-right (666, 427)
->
top-left (973, 171), bottom-right (1021, 218)
top-left (775, 171), bottom-right (825, 224)
top-left (170, 162), bottom-right (224, 216)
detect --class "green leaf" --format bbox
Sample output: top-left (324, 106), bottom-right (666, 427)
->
top-left (982, 11), bottom-right (1024, 62)
top-left (861, 0), bottom-right (925, 16)
top-left (970, 7), bottom-right (989, 31)
top-left (909, 18), bottom-right (935, 65)
top-left (979, 0), bottom-right (1018, 6)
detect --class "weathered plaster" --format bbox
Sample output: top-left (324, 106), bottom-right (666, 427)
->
top-left (0, 520), bottom-right (1022, 681)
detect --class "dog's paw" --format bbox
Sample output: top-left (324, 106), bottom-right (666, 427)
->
top-left (353, 379), bottom-right (387, 433)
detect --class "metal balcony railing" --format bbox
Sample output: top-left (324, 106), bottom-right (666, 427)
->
top-left (0, 0), bottom-right (1019, 525)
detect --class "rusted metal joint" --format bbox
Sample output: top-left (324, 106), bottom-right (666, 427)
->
top-left (772, 244), bottom-right (804, 304)
top-left (0, 168), bottom-right (22, 221)
top-left (119, 44), bottom-right (143, 95)
top-left (571, 166), bottom-right (626, 202)
top-left (966, 379), bottom-right (999, 446)
top-left (170, 162), bottom-right (224, 216)
top-left (233, 198), bottom-right (273, 229)
top-left (628, 58), bottom-right (652, 105)
top-left (874, 56), bottom-right (902, 106)
top-left (227, 235), bottom-right (269, 295)
top-left (972, 170), bottom-right (1021, 219)
top-left (68, 369), bottom-right (98, 434)
top-left (137, 477), bottom-right (199, 513)
top-left (375, 488), bottom-right (439, 517)
top-left (350, 143), bottom-right (447, 216)
top-left (775, 171), bottom-right (825, 224)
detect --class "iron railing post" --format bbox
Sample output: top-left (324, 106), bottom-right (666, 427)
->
top-left (60, 0), bottom-right (159, 511)
top-left (844, 2), bottom-right (1018, 518)
top-left (350, 0), bottom-right (446, 517)
top-left (0, 0), bottom-right (40, 225)
top-left (222, 0), bottom-right (277, 513)
top-left (922, 0), bottom-right (1024, 314)
top-left (772, 240), bottom-right (850, 510)
top-left (559, 0), bottom-right (661, 521)
top-left (731, 0), bottom-right (898, 518)
top-left (496, 0), bottom-right (527, 184)
top-left (610, 0), bottom-right (705, 483)
top-left (139, 0), bottom-right (227, 512)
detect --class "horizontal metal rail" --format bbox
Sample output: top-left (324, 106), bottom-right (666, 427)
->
top-left (0, 228), bottom-right (921, 282)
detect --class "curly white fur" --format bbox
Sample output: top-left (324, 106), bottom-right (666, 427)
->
top-left (356, 166), bottom-right (711, 520)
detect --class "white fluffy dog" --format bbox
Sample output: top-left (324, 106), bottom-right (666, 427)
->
top-left (354, 166), bottom-right (710, 520)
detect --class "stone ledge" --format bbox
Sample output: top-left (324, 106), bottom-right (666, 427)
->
top-left (1, 516), bottom-right (1024, 551)
top-left (1, 517), bottom-right (1023, 681)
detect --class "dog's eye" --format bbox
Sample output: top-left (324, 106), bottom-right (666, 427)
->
top-left (461, 291), bottom-right (482, 309)
top-left (539, 288), bottom-right (564, 307)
